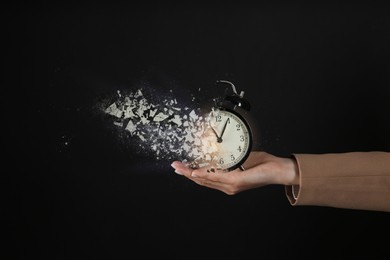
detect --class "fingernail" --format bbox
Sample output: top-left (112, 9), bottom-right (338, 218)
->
top-left (171, 162), bottom-right (178, 169)
top-left (191, 172), bottom-right (198, 178)
top-left (174, 170), bottom-right (183, 175)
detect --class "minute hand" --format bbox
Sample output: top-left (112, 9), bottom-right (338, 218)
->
top-left (219, 119), bottom-right (229, 142)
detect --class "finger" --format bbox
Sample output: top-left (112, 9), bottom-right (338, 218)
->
top-left (171, 161), bottom-right (227, 182)
top-left (171, 161), bottom-right (194, 177)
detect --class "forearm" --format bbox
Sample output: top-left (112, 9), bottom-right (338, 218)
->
top-left (285, 152), bottom-right (390, 212)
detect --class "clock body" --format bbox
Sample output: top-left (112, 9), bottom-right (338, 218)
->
top-left (208, 107), bottom-right (252, 171)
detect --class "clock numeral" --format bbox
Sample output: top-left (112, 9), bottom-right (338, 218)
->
top-left (240, 135), bottom-right (244, 142)
top-left (216, 115), bottom-right (222, 122)
top-left (236, 124), bottom-right (241, 131)
top-left (230, 154), bottom-right (235, 161)
top-left (237, 146), bottom-right (242, 152)
top-left (219, 158), bottom-right (224, 165)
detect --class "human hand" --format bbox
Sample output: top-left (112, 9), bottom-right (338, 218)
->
top-left (171, 151), bottom-right (299, 195)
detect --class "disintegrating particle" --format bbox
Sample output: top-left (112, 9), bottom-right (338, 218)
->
top-left (58, 135), bottom-right (72, 153)
top-left (104, 88), bottom-right (218, 166)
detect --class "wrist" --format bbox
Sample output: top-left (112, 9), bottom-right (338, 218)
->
top-left (279, 157), bottom-right (300, 186)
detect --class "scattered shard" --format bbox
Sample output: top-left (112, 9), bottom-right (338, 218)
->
top-left (104, 88), bottom-right (221, 167)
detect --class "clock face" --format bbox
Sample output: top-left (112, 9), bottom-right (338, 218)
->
top-left (206, 109), bottom-right (252, 171)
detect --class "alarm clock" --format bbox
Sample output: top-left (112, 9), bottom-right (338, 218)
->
top-left (206, 80), bottom-right (253, 172)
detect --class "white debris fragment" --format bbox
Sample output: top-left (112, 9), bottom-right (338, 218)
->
top-left (149, 109), bottom-right (157, 117)
top-left (189, 110), bottom-right (198, 120)
top-left (125, 120), bottom-right (136, 135)
top-left (169, 115), bottom-right (182, 126)
top-left (105, 103), bottom-right (123, 118)
top-left (113, 121), bottom-right (123, 127)
top-left (123, 106), bottom-right (136, 119)
top-left (134, 89), bottom-right (143, 98)
top-left (140, 115), bottom-right (150, 125)
top-left (153, 112), bottom-right (169, 122)
top-left (104, 88), bottom-right (217, 165)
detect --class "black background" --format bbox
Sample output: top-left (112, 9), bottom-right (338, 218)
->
top-left (4, 2), bottom-right (390, 259)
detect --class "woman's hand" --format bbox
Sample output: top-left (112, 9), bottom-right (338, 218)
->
top-left (171, 151), bottom-right (299, 195)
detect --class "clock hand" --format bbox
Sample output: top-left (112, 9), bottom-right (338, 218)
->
top-left (219, 119), bottom-right (229, 142)
top-left (209, 120), bottom-right (222, 142)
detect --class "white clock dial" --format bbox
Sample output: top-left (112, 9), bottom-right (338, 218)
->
top-left (208, 109), bottom-right (251, 170)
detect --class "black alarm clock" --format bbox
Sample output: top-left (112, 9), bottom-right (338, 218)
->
top-left (206, 80), bottom-right (253, 172)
